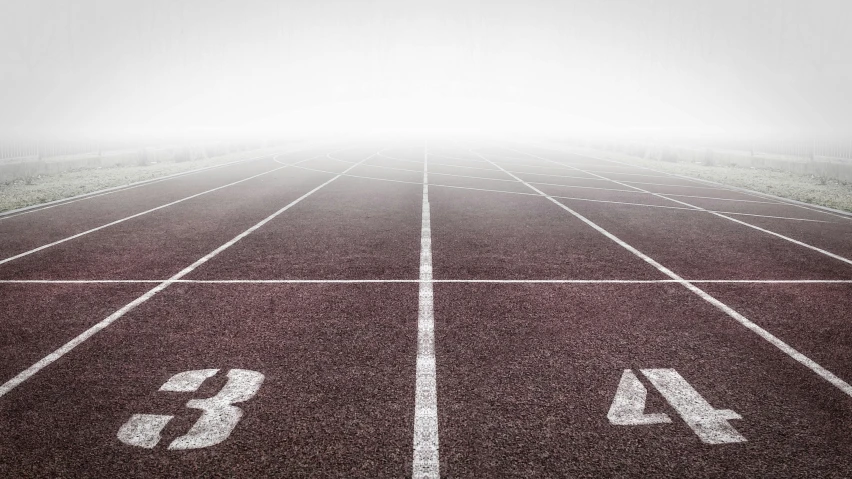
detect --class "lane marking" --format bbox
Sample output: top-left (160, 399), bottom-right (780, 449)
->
top-left (348, 152), bottom-right (811, 208)
top-left (2, 278), bottom-right (852, 284)
top-left (118, 368), bottom-right (264, 450)
top-left (0, 151), bottom-right (335, 268)
top-left (497, 147), bottom-right (852, 265)
top-left (346, 155), bottom-right (528, 184)
top-left (428, 152), bottom-right (492, 164)
top-left (609, 369), bottom-right (746, 444)
top-left (484, 150), bottom-right (792, 196)
top-left (712, 211), bottom-right (835, 223)
top-left (430, 183), bottom-right (834, 223)
top-left (170, 368), bottom-right (265, 450)
top-left (476, 153), bottom-right (852, 399)
top-left (527, 143), bottom-right (852, 221)
top-left (413, 141), bottom-right (440, 479)
top-left (378, 152), bottom-right (506, 172)
top-left (0, 151), bottom-right (373, 398)
top-left (0, 155), bottom-right (275, 222)
top-left (274, 162), bottom-right (424, 186)
top-left (607, 370), bottom-right (672, 425)
top-left (491, 159), bottom-right (680, 180)
top-left (641, 368), bottom-right (745, 444)
top-left (271, 163), bottom-right (833, 224)
top-left (0, 150), bottom-right (289, 221)
top-left (655, 193), bottom-right (785, 205)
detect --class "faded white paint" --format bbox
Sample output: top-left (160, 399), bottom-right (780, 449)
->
top-left (117, 414), bottom-right (173, 449)
top-left (641, 368), bottom-right (745, 444)
top-left (169, 369), bottom-right (265, 450)
top-left (476, 150), bottom-right (852, 399)
top-left (607, 370), bottom-right (671, 426)
top-left (0, 150), bottom-right (372, 398)
top-left (117, 368), bottom-right (264, 450)
top-left (412, 142), bottom-right (440, 479)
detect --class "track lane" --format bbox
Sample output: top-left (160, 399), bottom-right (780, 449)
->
top-left (187, 175), bottom-right (423, 280)
top-left (0, 284), bottom-right (418, 477)
top-left (0, 149), bottom-right (373, 401)
top-left (0, 155), bottom-right (349, 280)
top-left (704, 283), bottom-right (852, 384)
top-left (434, 283), bottom-right (852, 477)
top-left (0, 156), bottom-right (281, 260)
top-left (429, 183), bottom-right (666, 281)
top-left (495, 147), bottom-right (852, 266)
top-left (552, 202), bottom-right (852, 280)
top-left (0, 283), bottom-right (152, 380)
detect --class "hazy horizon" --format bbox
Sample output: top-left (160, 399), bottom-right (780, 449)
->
top-left (1, 0), bottom-right (850, 142)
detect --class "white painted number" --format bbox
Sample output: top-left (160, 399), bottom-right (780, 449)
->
top-left (608, 368), bottom-right (745, 444)
top-left (117, 368), bottom-right (264, 450)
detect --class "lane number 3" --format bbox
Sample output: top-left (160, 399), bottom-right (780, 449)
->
top-left (117, 368), bottom-right (264, 450)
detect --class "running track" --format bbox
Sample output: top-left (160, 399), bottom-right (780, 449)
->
top-left (1, 140), bottom-right (851, 477)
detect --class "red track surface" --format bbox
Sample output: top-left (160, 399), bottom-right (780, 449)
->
top-left (1, 141), bottom-right (851, 477)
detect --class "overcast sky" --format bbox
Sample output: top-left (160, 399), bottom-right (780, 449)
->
top-left (0, 0), bottom-right (850, 140)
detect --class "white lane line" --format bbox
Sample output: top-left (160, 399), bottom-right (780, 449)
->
top-left (2, 278), bottom-right (852, 285)
top-left (0, 151), bottom-right (287, 221)
top-left (0, 152), bottom-right (335, 268)
top-left (389, 155), bottom-right (793, 206)
top-left (379, 152), bottom-right (505, 172)
top-left (499, 148), bottom-right (852, 265)
top-left (413, 142), bottom-right (440, 479)
top-left (486, 151), bottom-right (773, 193)
top-left (268, 162), bottom-right (835, 224)
top-left (712, 211), bottom-right (835, 223)
top-left (653, 193), bottom-right (784, 205)
top-left (531, 144), bottom-right (852, 221)
top-left (358, 163), bottom-right (423, 174)
top-left (493, 160), bottom-right (679, 180)
top-left (0, 155), bottom-right (274, 222)
top-left (364, 158), bottom-right (524, 184)
top-left (0, 152), bottom-right (373, 399)
top-left (263, 163), bottom-right (835, 224)
top-left (428, 152), bottom-right (492, 164)
top-left (502, 180), bottom-right (635, 193)
top-left (479, 154), bottom-right (852, 399)
top-left (327, 157), bottom-right (807, 212)
top-left (274, 162), bottom-right (424, 186)
top-left (430, 183), bottom-right (833, 223)
top-left (517, 172), bottom-right (657, 187)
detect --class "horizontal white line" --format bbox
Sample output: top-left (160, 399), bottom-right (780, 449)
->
top-left (261, 164), bottom-right (837, 224)
top-left (491, 159), bottom-right (679, 180)
top-left (428, 152), bottom-right (491, 163)
top-left (481, 146), bottom-right (852, 399)
top-left (657, 193), bottom-right (785, 205)
top-left (504, 147), bottom-right (852, 256)
top-left (352, 152), bottom-right (802, 207)
top-left (2, 279), bottom-right (851, 284)
top-left (0, 148), bottom-right (374, 399)
top-left (540, 145), bottom-right (852, 221)
top-left (0, 160), bottom-right (306, 267)
top-left (0, 151), bottom-right (278, 220)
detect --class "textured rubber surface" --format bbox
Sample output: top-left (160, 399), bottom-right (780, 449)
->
top-left (1, 141), bottom-right (851, 477)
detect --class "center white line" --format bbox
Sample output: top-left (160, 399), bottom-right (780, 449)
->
top-left (0, 151), bottom-right (373, 399)
top-left (413, 141), bottom-right (440, 479)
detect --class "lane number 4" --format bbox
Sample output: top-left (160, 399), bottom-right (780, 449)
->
top-left (608, 368), bottom-right (745, 444)
top-left (117, 368), bottom-right (264, 450)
